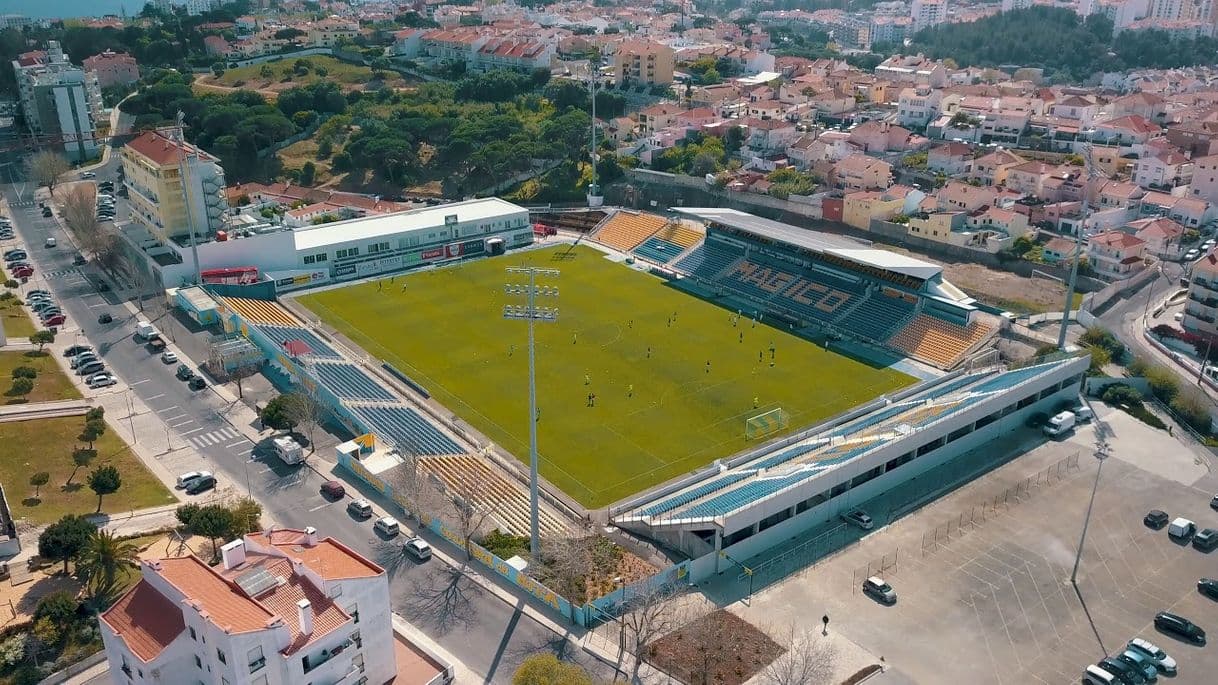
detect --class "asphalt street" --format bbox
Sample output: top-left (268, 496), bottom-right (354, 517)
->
top-left (1, 158), bottom-right (609, 683)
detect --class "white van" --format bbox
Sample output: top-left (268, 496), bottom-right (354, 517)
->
top-left (373, 516), bottom-right (400, 537)
top-left (1168, 517), bottom-right (1196, 540)
top-left (44, 237), bottom-right (55, 248)
top-left (1043, 411), bottom-right (1076, 437)
top-left (1083, 664), bottom-right (1117, 685)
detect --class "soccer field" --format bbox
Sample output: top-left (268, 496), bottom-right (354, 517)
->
top-left (298, 245), bottom-right (914, 508)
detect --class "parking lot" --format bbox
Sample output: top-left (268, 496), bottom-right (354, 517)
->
top-left (733, 403), bottom-right (1218, 684)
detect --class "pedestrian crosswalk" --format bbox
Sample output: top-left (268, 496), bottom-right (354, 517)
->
top-left (10, 199), bottom-right (34, 208)
top-left (187, 426), bottom-right (248, 449)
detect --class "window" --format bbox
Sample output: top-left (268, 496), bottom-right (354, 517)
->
top-left (335, 247), bottom-right (360, 259)
top-left (248, 646), bottom-right (266, 673)
top-left (368, 241), bottom-right (390, 254)
top-left (195, 655), bottom-right (203, 669)
top-left (189, 626), bottom-right (197, 640)
top-left (217, 648), bottom-right (227, 664)
top-left (347, 603), bottom-right (359, 625)
top-left (304, 255), bottom-right (315, 264)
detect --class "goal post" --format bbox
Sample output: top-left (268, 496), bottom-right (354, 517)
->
top-left (746, 408), bottom-right (789, 440)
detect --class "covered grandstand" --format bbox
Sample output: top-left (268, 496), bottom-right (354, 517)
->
top-left (666, 208), bottom-right (998, 370)
top-left (613, 354), bottom-right (1088, 567)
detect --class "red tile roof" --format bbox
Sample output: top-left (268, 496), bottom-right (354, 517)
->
top-left (156, 557), bottom-right (277, 634)
top-left (125, 130), bottom-right (217, 167)
top-left (101, 580), bottom-right (187, 662)
top-left (249, 529), bottom-right (384, 580)
top-left (223, 556), bottom-right (349, 655)
top-left (1090, 230), bottom-right (1145, 249)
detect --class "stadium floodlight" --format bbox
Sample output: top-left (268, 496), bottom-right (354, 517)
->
top-left (504, 266), bottom-right (560, 559)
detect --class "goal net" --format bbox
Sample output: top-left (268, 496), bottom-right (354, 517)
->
top-left (745, 408), bottom-right (789, 440)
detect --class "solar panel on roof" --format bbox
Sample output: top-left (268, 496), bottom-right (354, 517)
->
top-left (234, 568), bottom-right (278, 597)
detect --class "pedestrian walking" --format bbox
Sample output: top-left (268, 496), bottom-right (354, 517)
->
top-left (401, 283), bottom-right (407, 292)
top-left (509, 344), bottom-right (515, 357)
top-left (739, 331), bottom-right (743, 343)
top-left (759, 350), bottom-right (763, 362)
top-left (753, 396), bottom-right (759, 408)
top-left (590, 392), bottom-right (596, 407)
top-left (628, 319), bottom-right (633, 328)
top-left (647, 346), bottom-right (652, 358)
top-left (705, 360), bottom-right (711, 373)
top-left (586, 392), bottom-right (593, 407)
top-left (377, 281), bottom-right (383, 292)
top-left (627, 384), bottom-right (633, 398)
top-left (573, 332), bottom-right (578, 344)
top-left (585, 373), bottom-right (591, 386)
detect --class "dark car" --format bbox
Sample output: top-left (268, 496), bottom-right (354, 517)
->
top-left (1200, 578), bottom-right (1218, 601)
top-left (176, 364), bottom-right (194, 381)
top-left (94, 280), bottom-right (110, 292)
top-left (1099, 657), bottom-right (1147, 684)
top-left (97, 313), bottom-right (113, 324)
top-left (1211, 494), bottom-right (1218, 511)
top-left (320, 481), bottom-right (346, 499)
top-left (72, 254), bottom-right (86, 266)
top-left (1155, 611), bottom-right (1206, 645)
top-left (188, 376), bottom-right (207, 391)
top-left (1144, 510), bottom-right (1170, 529)
top-left (41, 207), bottom-right (51, 217)
top-left (184, 475), bottom-right (216, 495)
top-left (1194, 528), bottom-right (1218, 552)
top-left (63, 345), bottom-right (91, 357)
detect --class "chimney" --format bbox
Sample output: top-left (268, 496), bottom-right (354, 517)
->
top-left (220, 539), bottom-right (247, 570)
top-left (296, 599), bottom-right (313, 635)
top-left (304, 526), bottom-right (318, 547)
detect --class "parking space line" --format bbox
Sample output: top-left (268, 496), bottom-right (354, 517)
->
top-left (179, 427), bottom-right (204, 435)
top-left (155, 405), bottom-right (180, 413)
top-left (169, 419), bottom-right (195, 428)
top-left (87, 302), bottom-right (107, 308)
top-left (236, 448), bottom-right (252, 456)
top-left (146, 393), bottom-right (165, 400)
top-left (129, 379), bottom-right (151, 385)
top-left (307, 503), bottom-right (330, 512)
top-left (224, 440), bottom-right (250, 449)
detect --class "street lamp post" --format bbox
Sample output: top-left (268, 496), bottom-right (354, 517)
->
top-left (1071, 439), bottom-right (1110, 586)
top-left (1142, 266), bottom-right (1164, 324)
top-left (503, 266), bottom-right (559, 559)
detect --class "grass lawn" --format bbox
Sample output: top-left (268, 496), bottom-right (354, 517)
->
top-left (0, 349), bottom-right (81, 403)
top-left (0, 416), bottom-right (175, 525)
top-left (0, 296), bottom-right (35, 339)
top-left (299, 245), bottom-right (912, 507)
top-left (213, 55), bottom-right (412, 90)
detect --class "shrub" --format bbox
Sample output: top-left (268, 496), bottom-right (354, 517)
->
top-left (481, 529), bottom-right (530, 559)
top-left (34, 591), bottom-right (78, 625)
top-left (3, 279), bottom-right (16, 288)
top-left (1170, 386), bottom-right (1212, 434)
top-left (1126, 405), bottom-right (1167, 430)
top-left (11, 366), bottom-right (36, 379)
top-left (1101, 383), bottom-right (1143, 407)
top-left (1144, 364), bottom-right (1180, 403)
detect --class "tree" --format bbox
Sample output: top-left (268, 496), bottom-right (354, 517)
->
top-left (27, 151), bottom-right (70, 196)
top-left (228, 361), bottom-right (262, 399)
top-left (67, 448), bottom-right (96, 486)
top-left (300, 161), bottom-right (316, 186)
top-left (29, 471), bottom-right (49, 498)
top-left (282, 390), bottom-right (326, 453)
top-left (621, 583), bottom-right (679, 679)
top-left (33, 590), bottom-right (77, 625)
top-left (80, 416), bottom-right (107, 449)
top-left (77, 530), bottom-right (139, 598)
top-left (186, 504), bottom-right (236, 559)
top-left (30, 330), bottom-right (55, 353)
top-left (9, 377), bottom-right (32, 400)
top-left (176, 503), bottom-right (201, 527)
top-left (512, 653), bottom-right (595, 685)
top-left (262, 392), bottom-right (302, 431)
top-left (38, 514), bottom-right (95, 574)
top-left (230, 498), bottom-right (263, 536)
top-left (761, 627), bottom-right (835, 685)
top-left (88, 465), bottom-right (122, 513)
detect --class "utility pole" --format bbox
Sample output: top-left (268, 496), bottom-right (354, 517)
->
top-left (1071, 439), bottom-right (1110, 586)
top-left (176, 111), bottom-right (202, 285)
top-left (503, 267), bottom-right (559, 558)
top-left (1058, 144), bottom-right (1096, 350)
top-left (587, 61), bottom-right (603, 208)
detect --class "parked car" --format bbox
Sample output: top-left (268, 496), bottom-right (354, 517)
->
top-left (841, 510), bottom-right (875, 530)
top-left (373, 516), bottom-right (401, 537)
top-left (1083, 664), bottom-right (1117, 685)
top-left (184, 474), bottom-right (217, 495)
top-left (1194, 528), bottom-right (1218, 552)
top-left (1199, 578), bottom-right (1218, 601)
top-left (70, 354), bottom-right (97, 369)
top-left (1144, 510), bottom-right (1169, 529)
top-left (188, 376), bottom-right (206, 391)
top-left (1098, 657), bottom-right (1147, 684)
top-left (1210, 494), bottom-right (1218, 511)
top-left (97, 313), bottom-right (113, 324)
top-left (175, 364), bottom-right (194, 381)
top-left (72, 253), bottom-right (86, 266)
top-left (41, 207), bottom-right (51, 217)
top-left (42, 314), bottom-right (65, 327)
top-left (1115, 650), bottom-right (1158, 683)
top-left (862, 576), bottom-right (896, 604)
top-left (64, 345), bottom-right (92, 358)
top-left (80, 171), bottom-right (95, 179)
top-left (1154, 612), bottom-right (1206, 645)
top-left (1169, 517), bottom-right (1196, 541)
top-left (1126, 638), bottom-right (1176, 675)
top-left (76, 361), bottom-right (104, 376)
top-left (320, 481), bottom-right (345, 499)
top-left (403, 537), bottom-right (432, 561)
top-left (86, 373), bottom-right (116, 388)
top-left (175, 471), bottom-right (212, 489)
top-left (161, 350), bottom-right (178, 364)
top-left (347, 499), bottom-right (373, 519)
top-left (13, 266), bottom-right (33, 278)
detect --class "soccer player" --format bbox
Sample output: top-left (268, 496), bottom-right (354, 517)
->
top-left (627, 384), bottom-right (633, 398)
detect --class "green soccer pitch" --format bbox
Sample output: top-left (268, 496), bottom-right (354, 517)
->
top-left (298, 245), bottom-right (914, 508)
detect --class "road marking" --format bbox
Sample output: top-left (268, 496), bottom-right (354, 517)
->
top-left (224, 440), bottom-right (250, 449)
top-left (236, 448), bottom-right (253, 456)
top-left (155, 405), bottom-right (179, 413)
top-left (169, 419), bottom-right (195, 428)
top-left (87, 302), bottom-right (107, 308)
top-left (179, 427), bottom-right (204, 435)
top-left (130, 379), bottom-right (151, 385)
top-left (307, 503), bottom-right (330, 512)
top-left (146, 393), bottom-right (165, 400)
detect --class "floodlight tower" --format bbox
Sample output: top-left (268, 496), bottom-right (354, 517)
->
top-left (504, 267), bottom-right (560, 558)
top-left (1058, 143), bottom-right (1099, 350)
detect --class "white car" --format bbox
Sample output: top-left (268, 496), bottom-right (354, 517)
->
top-left (403, 537), bottom-right (432, 561)
top-left (373, 516), bottom-right (401, 537)
top-left (841, 510), bottom-right (875, 530)
top-left (86, 373), bottom-right (117, 388)
top-left (1126, 638), bottom-right (1176, 675)
top-left (175, 470), bottom-right (213, 489)
top-left (161, 350), bottom-right (178, 364)
top-left (1186, 249), bottom-right (1201, 260)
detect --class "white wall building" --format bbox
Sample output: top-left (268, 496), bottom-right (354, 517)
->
top-left (911, 0), bottom-right (948, 32)
top-left (11, 41), bottom-right (101, 162)
top-left (99, 527), bottom-right (395, 685)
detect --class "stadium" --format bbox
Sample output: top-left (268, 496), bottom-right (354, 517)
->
top-left (205, 199), bottom-right (1085, 594)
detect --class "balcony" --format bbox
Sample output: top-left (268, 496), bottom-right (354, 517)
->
top-left (249, 656), bottom-right (266, 673)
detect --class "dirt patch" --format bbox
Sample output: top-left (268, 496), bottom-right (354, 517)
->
top-left (646, 609), bottom-right (783, 685)
top-left (940, 262), bottom-right (1068, 313)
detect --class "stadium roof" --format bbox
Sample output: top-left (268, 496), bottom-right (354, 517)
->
top-left (674, 207), bottom-right (943, 281)
top-left (292, 197), bottom-right (527, 252)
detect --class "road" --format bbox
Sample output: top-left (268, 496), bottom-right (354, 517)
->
top-left (1, 161), bottom-right (609, 683)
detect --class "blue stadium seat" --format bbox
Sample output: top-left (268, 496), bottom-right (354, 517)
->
top-left (828, 401), bottom-right (917, 438)
top-left (751, 442), bottom-right (824, 470)
top-left (638, 473), bottom-right (751, 517)
top-left (926, 372), bottom-right (990, 399)
top-left (967, 362), bottom-right (1058, 395)
top-left (314, 362), bottom-right (396, 401)
top-left (633, 236), bottom-right (685, 264)
top-left (257, 325), bottom-right (341, 359)
top-left (680, 469), bottom-right (820, 518)
top-left (355, 406), bottom-right (462, 455)
top-left (673, 241), bottom-right (742, 280)
top-left (835, 293), bottom-right (916, 342)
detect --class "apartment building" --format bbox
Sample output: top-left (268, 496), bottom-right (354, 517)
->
top-left (911, 0), bottom-right (948, 32)
top-left (1192, 153), bottom-right (1218, 204)
top-left (83, 50), bottom-right (139, 89)
top-left (11, 41), bottom-right (101, 162)
top-left (121, 129), bottom-right (227, 242)
top-left (100, 528), bottom-right (395, 685)
top-left (1184, 250), bottom-right (1218, 338)
top-left (614, 41), bottom-right (675, 86)
top-left (1087, 230), bottom-right (1148, 280)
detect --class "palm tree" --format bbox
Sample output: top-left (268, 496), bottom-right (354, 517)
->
top-left (77, 530), bottom-right (139, 599)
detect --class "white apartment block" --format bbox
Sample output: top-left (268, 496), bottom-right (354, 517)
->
top-left (100, 528), bottom-right (395, 685)
top-left (911, 0), bottom-right (948, 32)
top-left (1002, 0), bottom-right (1034, 10)
top-left (11, 41), bottom-right (101, 162)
